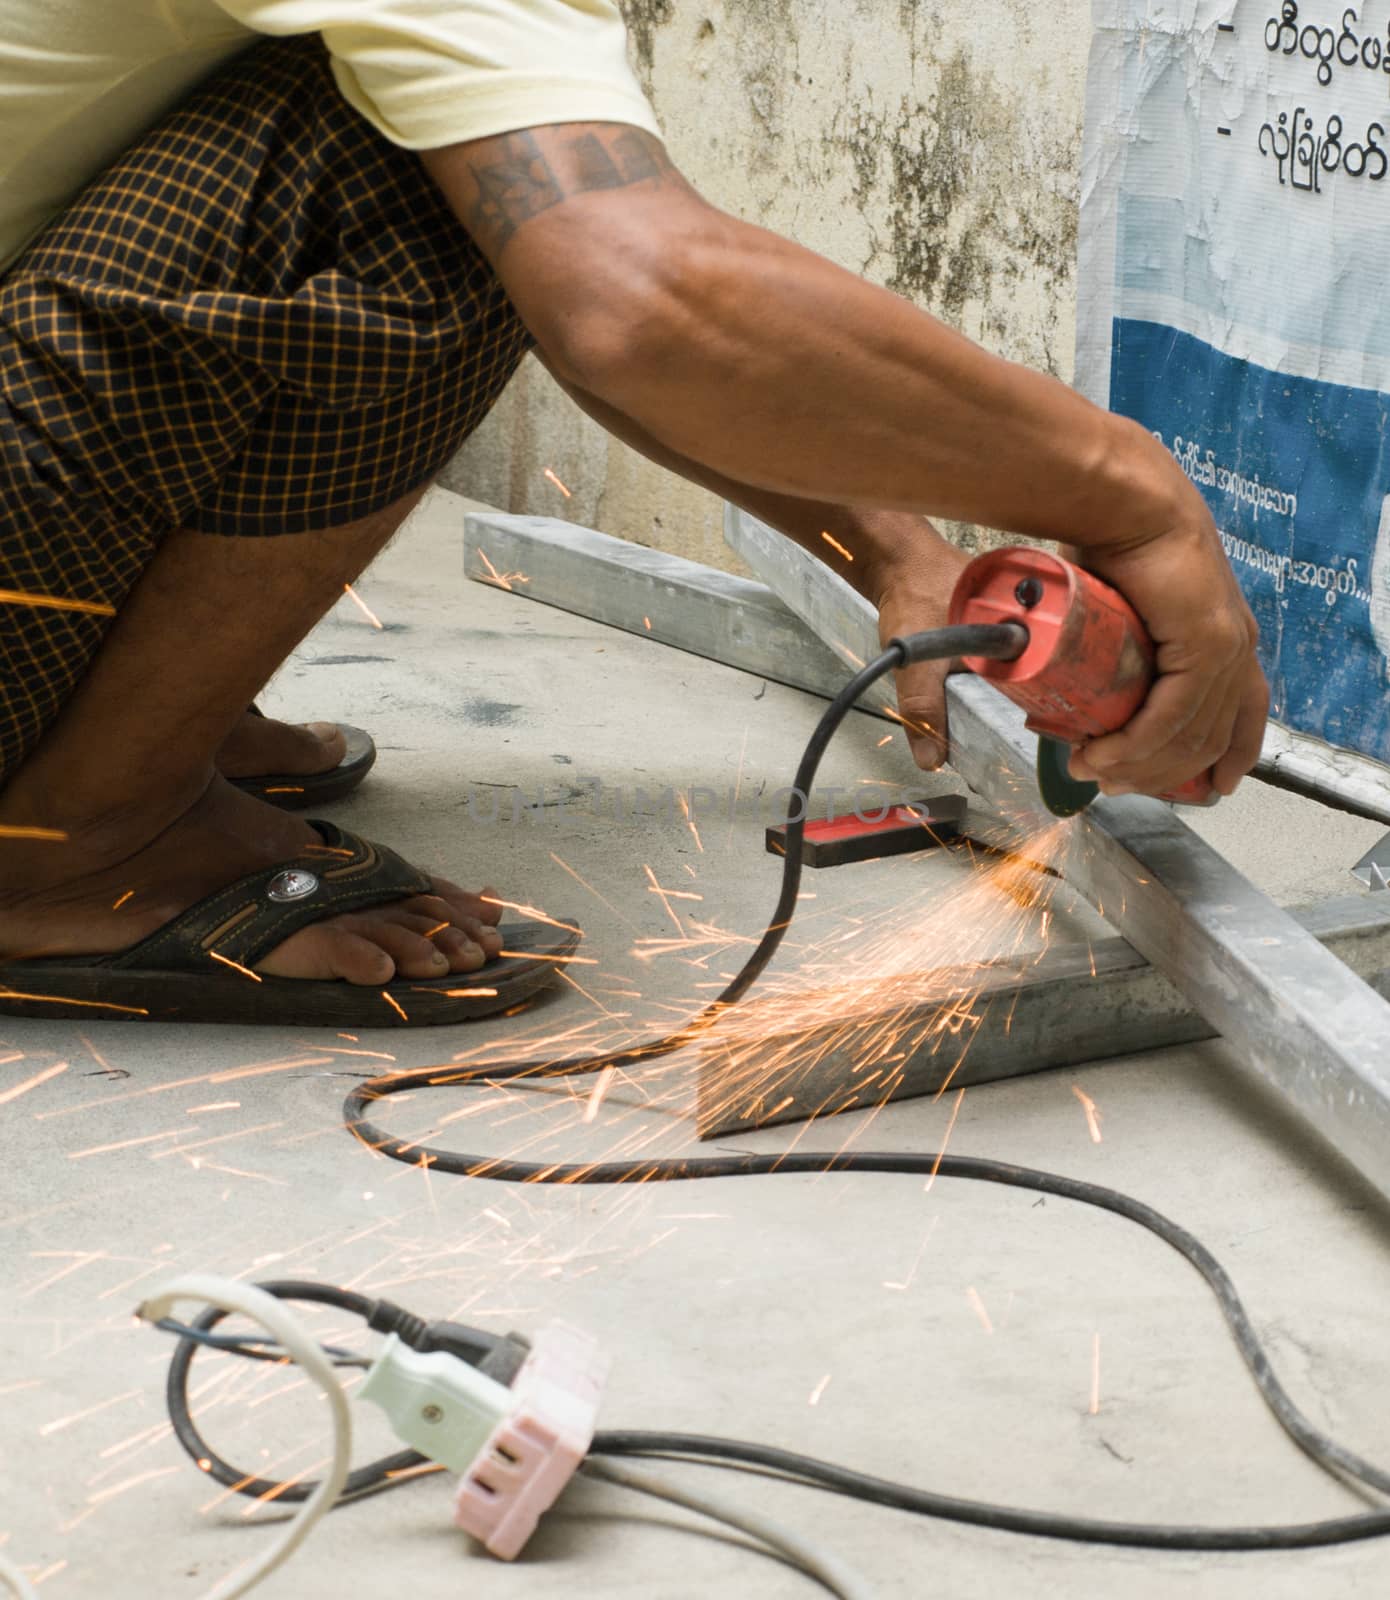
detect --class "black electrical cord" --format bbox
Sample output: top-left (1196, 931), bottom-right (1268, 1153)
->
top-left (161, 624), bottom-right (1390, 1555)
top-left (159, 1278), bottom-right (523, 1504)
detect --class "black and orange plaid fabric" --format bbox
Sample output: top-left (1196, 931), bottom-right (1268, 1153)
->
top-left (0, 36), bottom-right (530, 787)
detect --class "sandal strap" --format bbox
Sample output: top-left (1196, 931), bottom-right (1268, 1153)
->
top-left (104, 821), bottom-right (433, 974)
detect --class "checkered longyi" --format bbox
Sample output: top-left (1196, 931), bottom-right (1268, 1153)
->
top-left (0, 36), bottom-right (531, 786)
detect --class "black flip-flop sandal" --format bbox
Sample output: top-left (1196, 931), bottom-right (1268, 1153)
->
top-left (229, 707), bottom-right (377, 810)
top-left (0, 821), bottom-right (579, 1028)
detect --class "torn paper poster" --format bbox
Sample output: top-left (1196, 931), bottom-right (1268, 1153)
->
top-left (1077, 0), bottom-right (1390, 807)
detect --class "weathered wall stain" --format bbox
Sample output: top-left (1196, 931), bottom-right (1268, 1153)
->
top-left (618, 0), bottom-right (676, 86)
top-left (445, 1), bottom-right (1089, 569)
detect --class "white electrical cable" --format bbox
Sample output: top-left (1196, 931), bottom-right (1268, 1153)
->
top-left (0, 1550), bottom-right (38, 1600)
top-left (581, 1458), bottom-right (877, 1600)
top-left (137, 1274), bottom-right (353, 1600)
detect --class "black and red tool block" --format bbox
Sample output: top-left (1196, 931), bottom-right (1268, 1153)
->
top-left (765, 794), bottom-right (968, 868)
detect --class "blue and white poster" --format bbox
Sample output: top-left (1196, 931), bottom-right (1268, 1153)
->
top-left (1076, 0), bottom-right (1390, 809)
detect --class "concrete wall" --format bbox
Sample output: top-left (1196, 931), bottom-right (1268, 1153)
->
top-left (441, 0), bottom-right (1090, 570)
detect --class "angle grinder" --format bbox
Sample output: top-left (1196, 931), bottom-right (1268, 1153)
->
top-left (947, 547), bottom-right (1216, 817)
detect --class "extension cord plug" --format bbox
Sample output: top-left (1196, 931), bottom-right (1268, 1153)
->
top-left (360, 1334), bottom-right (515, 1473)
top-left (360, 1321), bottom-right (608, 1559)
top-left (453, 1322), bottom-right (608, 1559)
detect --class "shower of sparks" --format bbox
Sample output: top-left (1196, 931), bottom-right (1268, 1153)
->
top-left (1071, 1084), bottom-right (1103, 1143)
top-left (0, 587), bottom-right (115, 616)
top-left (819, 531), bottom-right (854, 562)
top-left (1089, 1333), bottom-right (1101, 1415)
top-left (1, 795), bottom-right (1086, 1554)
top-left (208, 951), bottom-right (263, 984)
top-left (543, 467), bottom-right (573, 498)
top-left (0, 823), bottom-right (68, 841)
top-left (0, 1061), bottom-right (68, 1106)
top-left (342, 583), bottom-right (384, 630)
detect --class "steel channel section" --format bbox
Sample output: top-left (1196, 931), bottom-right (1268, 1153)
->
top-left (726, 508), bottom-right (1390, 1201)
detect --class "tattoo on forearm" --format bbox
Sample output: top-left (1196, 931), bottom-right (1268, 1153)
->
top-left (464, 127), bottom-right (674, 252)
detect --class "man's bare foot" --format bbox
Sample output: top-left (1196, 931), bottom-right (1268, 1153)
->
top-left (216, 710), bottom-right (347, 780)
top-left (0, 777), bottom-right (503, 985)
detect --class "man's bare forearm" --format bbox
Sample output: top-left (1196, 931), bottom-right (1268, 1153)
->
top-left (536, 354), bottom-right (964, 606)
top-left (421, 126), bottom-right (1185, 552)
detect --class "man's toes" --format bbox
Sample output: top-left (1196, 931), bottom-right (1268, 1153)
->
top-left (303, 721), bottom-right (348, 770)
top-left (388, 910), bottom-right (489, 972)
top-left (368, 921), bottom-right (454, 980)
top-left (426, 877), bottom-right (504, 927)
top-left (459, 916), bottom-right (503, 957)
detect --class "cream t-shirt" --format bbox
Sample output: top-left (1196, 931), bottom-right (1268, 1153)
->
top-left (0, 0), bottom-right (660, 271)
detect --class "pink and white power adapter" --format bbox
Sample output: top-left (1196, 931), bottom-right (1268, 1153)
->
top-left (453, 1322), bottom-right (609, 1558)
top-left (361, 1320), bottom-right (608, 1561)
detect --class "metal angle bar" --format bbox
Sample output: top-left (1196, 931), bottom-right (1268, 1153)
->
top-left (725, 507), bottom-right (1390, 1202)
top-left (463, 510), bottom-right (878, 707)
top-left (698, 893), bottom-right (1390, 1137)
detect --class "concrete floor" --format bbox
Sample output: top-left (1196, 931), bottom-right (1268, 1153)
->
top-left (5, 489), bottom-right (1390, 1599)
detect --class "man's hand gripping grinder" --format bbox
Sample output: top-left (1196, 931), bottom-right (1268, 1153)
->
top-left (948, 547), bottom-right (1216, 816)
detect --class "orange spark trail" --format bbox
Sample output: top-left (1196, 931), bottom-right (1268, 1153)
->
top-left (543, 466), bottom-right (573, 498)
top-left (549, 851), bottom-right (636, 929)
top-left (924, 1086), bottom-right (966, 1192)
top-left (642, 865), bottom-right (685, 934)
top-left (820, 531), bottom-right (854, 562)
top-left (39, 1389), bottom-right (142, 1437)
top-left (381, 991), bottom-right (408, 1022)
top-left (0, 1061), bottom-right (68, 1105)
top-left (808, 1372), bottom-right (832, 1405)
top-left (0, 823), bottom-right (67, 841)
top-left (342, 582), bottom-right (384, 629)
top-left (676, 791), bottom-right (704, 853)
top-left (1071, 1084), bottom-right (1103, 1143)
top-left (0, 987), bottom-right (147, 1016)
top-left (582, 1065), bottom-right (616, 1124)
top-left (966, 1287), bottom-right (995, 1334)
top-left (209, 950), bottom-right (263, 983)
top-left (479, 895), bottom-right (576, 932)
top-left (67, 1128), bottom-right (185, 1160)
top-left (85, 1466), bottom-right (181, 1504)
top-left (0, 587), bottom-right (114, 616)
top-left (475, 548), bottom-right (529, 591)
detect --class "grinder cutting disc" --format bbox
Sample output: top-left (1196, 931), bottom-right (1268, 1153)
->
top-left (1037, 735), bottom-right (1099, 818)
